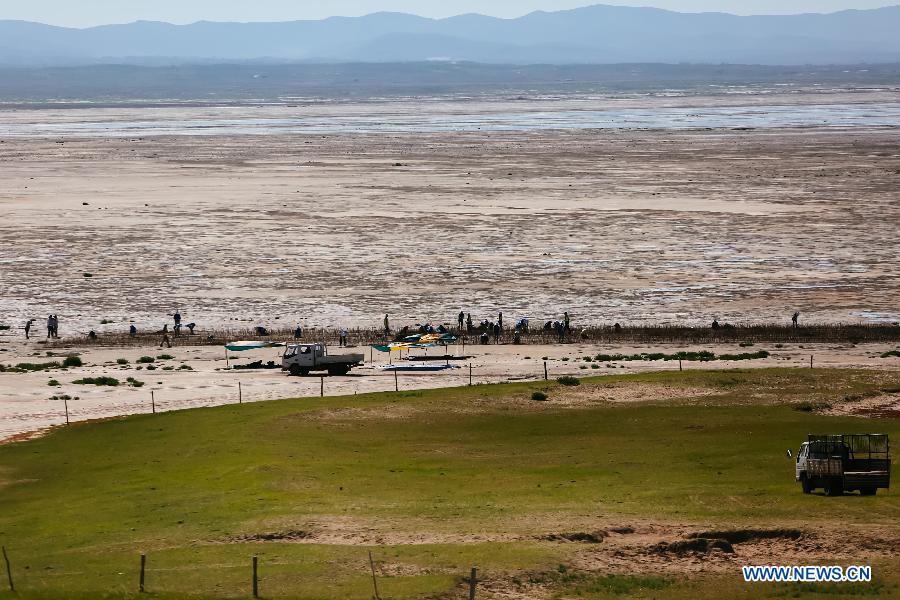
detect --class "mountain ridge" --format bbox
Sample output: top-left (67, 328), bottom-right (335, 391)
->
top-left (3, 4), bottom-right (900, 66)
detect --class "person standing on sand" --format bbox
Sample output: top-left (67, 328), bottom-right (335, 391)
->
top-left (293, 324), bottom-right (303, 339)
top-left (339, 328), bottom-right (348, 347)
top-left (160, 325), bottom-right (172, 348)
top-left (498, 312), bottom-right (503, 331)
top-left (792, 311), bottom-right (800, 328)
top-left (493, 322), bottom-right (501, 343)
top-left (46, 315), bottom-right (53, 338)
top-left (384, 314), bottom-right (390, 336)
top-left (129, 323), bottom-right (137, 337)
top-left (563, 312), bottom-right (570, 334)
top-left (24, 319), bottom-right (34, 339)
top-left (458, 311), bottom-right (464, 331)
top-left (174, 310), bottom-right (182, 328)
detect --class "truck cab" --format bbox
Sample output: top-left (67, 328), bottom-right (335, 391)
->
top-left (794, 434), bottom-right (890, 496)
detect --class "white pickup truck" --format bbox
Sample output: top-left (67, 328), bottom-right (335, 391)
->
top-left (282, 343), bottom-right (364, 376)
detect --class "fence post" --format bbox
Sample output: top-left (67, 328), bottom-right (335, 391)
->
top-left (320, 376), bottom-right (324, 397)
top-left (394, 369), bottom-right (399, 392)
top-left (238, 381), bottom-right (242, 404)
top-left (139, 553), bottom-right (146, 592)
top-left (252, 555), bottom-right (259, 598)
top-left (369, 550), bottom-right (381, 600)
top-left (225, 348), bottom-right (229, 367)
top-left (468, 566), bottom-right (478, 600)
top-left (2, 546), bottom-right (13, 592)
top-left (64, 397), bottom-right (70, 424)
top-left (678, 358), bottom-right (682, 372)
top-left (543, 361), bottom-right (548, 380)
top-left (151, 391), bottom-right (156, 414)
top-left (469, 363), bottom-right (473, 386)
top-left (810, 355), bottom-right (813, 369)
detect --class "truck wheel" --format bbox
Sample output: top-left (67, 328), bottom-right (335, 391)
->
top-left (801, 476), bottom-right (813, 494)
top-left (299, 368), bottom-right (310, 376)
top-left (328, 366), bottom-right (350, 376)
top-left (860, 488), bottom-right (877, 496)
top-left (825, 481), bottom-right (843, 496)
top-left (289, 364), bottom-right (302, 377)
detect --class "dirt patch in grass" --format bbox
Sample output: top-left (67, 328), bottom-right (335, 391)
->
top-left (550, 383), bottom-right (721, 407)
top-left (823, 388), bottom-right (900, 418)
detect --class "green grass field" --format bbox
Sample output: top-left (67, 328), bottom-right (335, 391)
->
top-left (0, 368), bottom-right (898, 599)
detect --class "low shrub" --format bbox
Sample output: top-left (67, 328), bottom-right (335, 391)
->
top-left (557, 376), bottom-right (581, 386)
top-left (178, 364), bottom-right (193, 370)
top-left (156, 354), bottom-right (174, 360)
top-left (531, 391), bottom-right (548, 401)
top-left (116, 358), bottom-right (129, 365)
top-left (47, 379), bottom-right (60, 387)
top-left (62, 356), bottom-right (83, 368)
top-left (73, 377), bottom-right (119, 386)
top-left (126, 377), bottom-right (145, 388)
top-left (881, 350), bottom-right (900, 358)
top-left (136, 356), bottom-right (155, 364)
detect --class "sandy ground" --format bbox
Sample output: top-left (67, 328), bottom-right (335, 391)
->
top-left (1, 92), bottom-right (899, 336)
top-left (1, 329), bottom-right (898, 442)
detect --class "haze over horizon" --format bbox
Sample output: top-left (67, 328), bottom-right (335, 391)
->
top-left (4, 1), bottom-right (900, 28)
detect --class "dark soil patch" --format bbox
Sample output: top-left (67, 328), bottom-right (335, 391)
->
top-left (688, 528), bottom-right (803, 544)
top-left (542, 531), bottom-right (608, 543)
top-left (651, 538), bottom-right (734, 555)
top-left (231, 529), bottom-right (313, 542)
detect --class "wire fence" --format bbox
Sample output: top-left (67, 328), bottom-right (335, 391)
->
top-left (44, 322), bottom-right (900, 349)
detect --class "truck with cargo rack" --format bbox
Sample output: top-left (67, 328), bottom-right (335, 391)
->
top-left (791, 434), bottom-right (890, 496)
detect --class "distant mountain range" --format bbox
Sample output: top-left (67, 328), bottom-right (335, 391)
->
top-left (2, 4), bottom-right (900, 66)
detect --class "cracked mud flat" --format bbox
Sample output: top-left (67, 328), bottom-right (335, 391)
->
top-left (1, 92), bottom-right (899, 336)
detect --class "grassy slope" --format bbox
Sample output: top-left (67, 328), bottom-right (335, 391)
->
top-left (0, 368), bottom-right (898, 599)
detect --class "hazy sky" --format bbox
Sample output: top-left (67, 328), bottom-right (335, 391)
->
top-left (4, 1), bottom-right (898, 27)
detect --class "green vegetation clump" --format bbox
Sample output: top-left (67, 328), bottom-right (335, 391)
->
top-left (137, 356), bottom-right (155, 364)
top-left (162, 366), bottom-right (174, 371)
top-left (72, 376), bottom-right (119, 386)
top-left (793, 401), bottom-right (831, 413)
top-left (531, 391), bottom-right (548, 401)
top-left (100, 319), bottom-right (113, 324)
top-left (557, 376), bottom-right (581, 386)
top-left (4, 361), bottom-right (62, 373)
top-left (126, 377), bottom-right (145, 388)
top-left (568, 574), bottom-right (672, 595)
top-left (881, 350), bottom-right (900, 358)
top-left (592, 350), bottom-right (769, 363)
top-left (740, 341), bottom-right (755, 347)
top-left (47, 379), bottom-right (60, 387)
top-left (116, 358), bottom-right (129, 365)
top-left (178, 364), bottom-right (193, 370)
top-left (62, 355), bottom-right (83, 368)
top-left (157, 354), bottom-right (175, 360)
top-left (0, 324), bottom-right (10, 331)
top-left (146, 365), bottom-right (157, 371)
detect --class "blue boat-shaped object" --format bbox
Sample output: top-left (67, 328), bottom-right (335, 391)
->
top-left (379, 364), bottom-right (462, 372)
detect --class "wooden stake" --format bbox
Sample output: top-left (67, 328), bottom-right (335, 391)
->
top-left (810, 355), bottom-right (814, 369)
top-left (469, 363), bottom-right (473, 386)
top-left (320, 376), bottom-right (324, 397)
top-left (369, 550), bottom-right (381, 600)
top-left (139, 553), bottom-right (146, 593)
top-left (678, 358), bottom-right (682, 372)
top-left (64, 397), bottom-right (70, 424)
top-left (151, 391), bottom-right (156, 414)
top-left (543, 361), bottom-right (548, 380)
top-left (394, 369), bottom-right (399, 392)
top-left (225, 348), bottom-right (229, 367)
top-left (252, 555), bottom-right (259, 598)
top-left (468, 566), bottom-right (478, 600)
top-left (2, 546), bottom-right (13, 592)
top-left (238, 381), bottom-right (242, 404)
